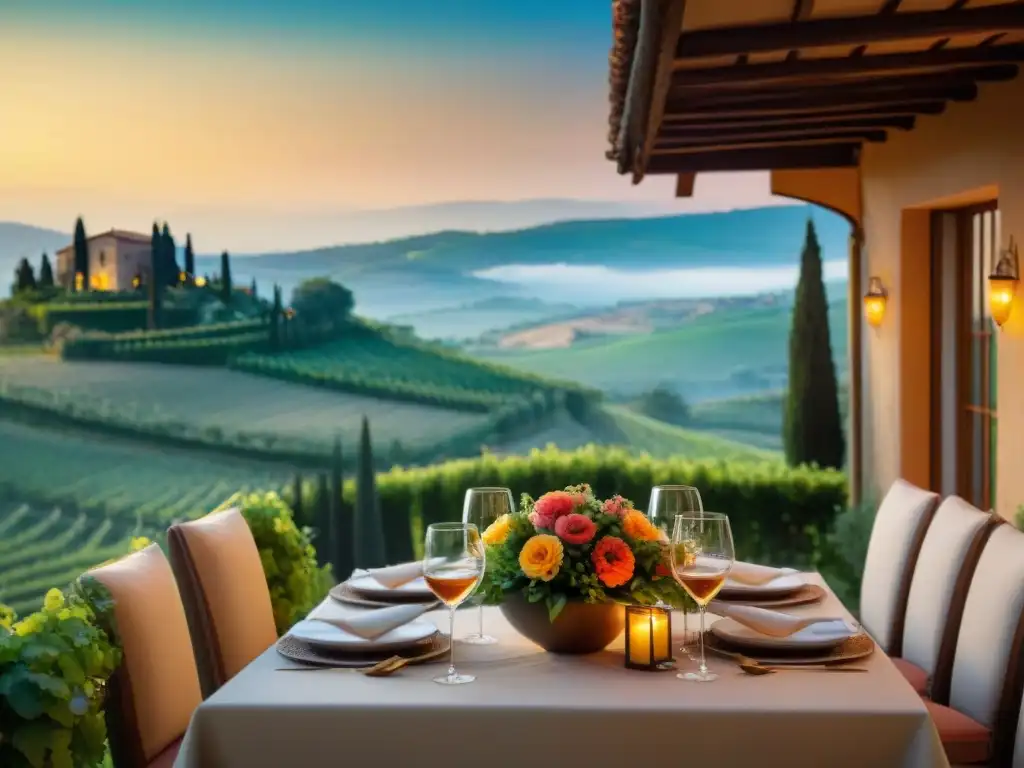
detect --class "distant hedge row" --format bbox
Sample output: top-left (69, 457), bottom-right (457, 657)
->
top-left (291, 446), bottom-right (849, 568)
top-left (31, 302), bottom-right (197, 334)
top-left (61, 330), bottom-right (270, 366)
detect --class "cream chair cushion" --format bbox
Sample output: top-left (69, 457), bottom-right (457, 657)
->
top-left (860, 479), bottom-right (939, 653)
top-left (949, 524), bottom-right (1024, 729)
top-left (169, 508), bottom-right (277, 693)
top-left (902, 497), bottom-right (993, 683)
top-left (89, 544), bottom-right (202, 764)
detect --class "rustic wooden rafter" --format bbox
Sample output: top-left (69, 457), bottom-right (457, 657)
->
top-left (674, 5), bottom-right (1024, 59)
top-left (665, 83), bottom-right (977, 117)
top-left (791, 0), bottom-right (814, 23)
top-left (670, 66), bottom-right (1015, 104)
top-left (662, 102), bottom-right (944, 124)
top-left (656, 126), bottom-right (889, 149)
top-left (659, 113), bottom-right (916, 135)
top-left (670, 44), bottom-right (1024, 87)
top-left (652, 135), bottom-right (882, 156)
top-left (646, 143), bottom-right (860, 173)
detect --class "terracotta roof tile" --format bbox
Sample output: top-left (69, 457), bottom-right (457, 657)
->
top-left (608, 0), bottom-right (642, 163)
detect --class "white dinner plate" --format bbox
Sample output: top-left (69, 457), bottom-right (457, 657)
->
top-left (347, 575), bottom-right (435, 600)
top-left (709, 617), bottom-right (857, 651)
top-left (718, 573), bottom-right (804, 599)
top-left (288, 618), bottom-right (438, 652)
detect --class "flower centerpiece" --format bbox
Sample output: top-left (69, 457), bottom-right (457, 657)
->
top-left (479, 484), bottom-right (694, 653)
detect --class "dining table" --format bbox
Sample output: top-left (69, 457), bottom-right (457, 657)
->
top-left (173, 573), bottom-right (949, 768)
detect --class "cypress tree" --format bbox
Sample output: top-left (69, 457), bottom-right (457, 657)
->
top-left (250, 277), bottom-right (258, 297)
top-left (38, 253), bottom-right (54, 288)
top-left (291, 473), bottom-right (305, 528)
top-left (330, 436), bottom-right (353, 580)
top-left (354, 417), bottom-right (387, 568)
top-left (783, 218), bottom-right (845, 470)
top-left (13, 258), bottom-right (36, 293)
top-left (72, 217), bottom-right (89, 291)
top-left (184, 234), bottom-right (195, 285)
top-left (270, 285), bottom-right (282, 350)
top-left (162, 223), bottom-right (179, 287)
top-left (220, 251), bottom-right (232, 303)
top-left (147, 223), bottom-right (163, 330)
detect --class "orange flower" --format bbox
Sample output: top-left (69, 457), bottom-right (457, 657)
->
top-left (591, 536), bottom-right (635, 588)
top-left (622, 511), bottom-right (661, 542)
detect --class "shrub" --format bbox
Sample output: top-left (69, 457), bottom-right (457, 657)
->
top-left (214, 491), bottom-right (332, 634)
top-left (818, 496), bottom-right (878, 613)
top-left (306, 445), bottom-right (848, 570)
top-left (0, 587), bottom-right (121, 768)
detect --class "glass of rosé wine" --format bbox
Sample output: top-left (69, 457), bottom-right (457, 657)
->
top-left (670, 512), bottom-right (734, 683)
top-left (423, 522), bottom-right (485, 685)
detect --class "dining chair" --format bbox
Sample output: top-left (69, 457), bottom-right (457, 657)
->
top-left (892, 497), bottom-right (1001, 698)
top-left (924, 523), bottom-right (1024, 766)
top-left (88, 544), bottom-right (203, 768)
top-left (167, 508), bottom-right (278, 698)
top-left (859, 479), bottom-right (940, 655)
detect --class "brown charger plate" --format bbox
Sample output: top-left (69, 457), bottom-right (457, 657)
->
top-left (703, 630), bottom-right (875, 665)
top-left (276, 630), bottom-right (448, 668)
top-left (713, 583), bottom-right (826, 609)
top-left (330, 581), bottom-right (440, 610)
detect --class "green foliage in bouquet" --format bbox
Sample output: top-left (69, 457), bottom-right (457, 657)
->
top-left (216, 491), bottom-right (333, 634)
top-left (0, 586), bottom-right (121, 768)
top-left (479, 484), bottom-right (695, 621)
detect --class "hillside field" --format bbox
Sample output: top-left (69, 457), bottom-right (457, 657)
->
top-left (0, 356), bottom-right (491, 454)
top-left (0, 419), bottom-right (294, 613)
top-left (472, 299), bottom-right (849, 402)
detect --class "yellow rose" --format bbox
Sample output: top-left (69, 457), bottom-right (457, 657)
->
top-left (482, 514), bottom-right (512, 546)
top-left (519, 534), bottom-right (564, 582)
top-left (43, 588), bottom-right (65, 613)
top-left (622, 511), bottom-right (661, 542)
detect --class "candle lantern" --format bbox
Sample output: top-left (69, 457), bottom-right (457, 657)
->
top-left (624, 605), bottom-right (674, 670)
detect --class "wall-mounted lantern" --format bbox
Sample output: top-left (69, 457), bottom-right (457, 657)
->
top-left (989, 237), bottom-right (1020, 329)
top-left (864, 276), bottom-right (887, 328)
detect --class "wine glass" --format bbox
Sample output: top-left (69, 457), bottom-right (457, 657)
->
top-left (461, 487), bottom-right (514, 645)
top-left (670, 512), bottom-right (735, 683)
top-left (648, 485), bottom-right (703, 655)
top-left (423, 522), bottom-right (486, 685)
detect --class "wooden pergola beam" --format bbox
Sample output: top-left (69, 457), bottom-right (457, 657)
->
top-left (634, 0), bottom-right (689, 183)
top-left (675, 5), bottom-right (1024, 59)
top-left (653, 135), bottom-right (878, 156)
top-left (665, 85), bottom-right (976, 118)
top-left (656, 126), bottom-right (888, 149)
top-left (671, 44), bottom-right (1024, 87)
top-left (659, 114), bottom-right (915, 136)
top-left (646, 143), bottom-right (860, 172)
top-left (675, 173), bottom-right (696, 197)
top-left (671, 69), bottom-right (1005, 108)
top-left (661, 103), bottom-right (943, 125)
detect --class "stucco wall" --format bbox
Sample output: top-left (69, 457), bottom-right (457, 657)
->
top-left (860, 75), bottom-right (1024, 520)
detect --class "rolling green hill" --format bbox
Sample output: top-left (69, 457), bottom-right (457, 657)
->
top-left (474, 298), bottom-right (848, 401)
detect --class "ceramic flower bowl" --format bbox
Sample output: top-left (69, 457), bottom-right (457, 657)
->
top-left (499, 594), bottom-right (625, 653)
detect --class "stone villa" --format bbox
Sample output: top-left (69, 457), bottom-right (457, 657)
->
top-left (55, 229), bottom-right (152, 291)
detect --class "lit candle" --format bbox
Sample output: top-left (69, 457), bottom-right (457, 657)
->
top-left (625, 605), bottom-right (673, 670)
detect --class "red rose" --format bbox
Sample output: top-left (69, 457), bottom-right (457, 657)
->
top-left (554, 513), bottom-right (598, 546)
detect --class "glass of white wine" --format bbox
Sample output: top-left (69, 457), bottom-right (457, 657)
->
top-left (670, 512), bottom-right (734, 683)
top-left (648, 485), bottom-right (703, 656)
top-left (461, 487), bottom-right (514, 645)
top-left (423, 522), bottom-right (485, 686)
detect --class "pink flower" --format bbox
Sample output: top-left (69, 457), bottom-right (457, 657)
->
top-left (554, 514), bottom-right (597, 546)
top-left (602, 496), bottom-right (630, 518)
top-left (530, 491), bottom-right (577, 530)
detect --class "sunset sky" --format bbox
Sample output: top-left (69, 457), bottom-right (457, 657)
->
top-left (1, 1), bottom-right (781, 250)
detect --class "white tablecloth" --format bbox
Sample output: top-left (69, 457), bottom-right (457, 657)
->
top-left (175, 574), bottom-right (948, 768)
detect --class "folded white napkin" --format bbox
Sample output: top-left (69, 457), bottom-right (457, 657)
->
top-left (307, 600), bottom-right (429, 640)
top-left (353, 561), bottom-right (423, 589)
top-left (727, 561), bottom-right (799, 586)
top-left (709, 601), bottom-right (849, 639)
